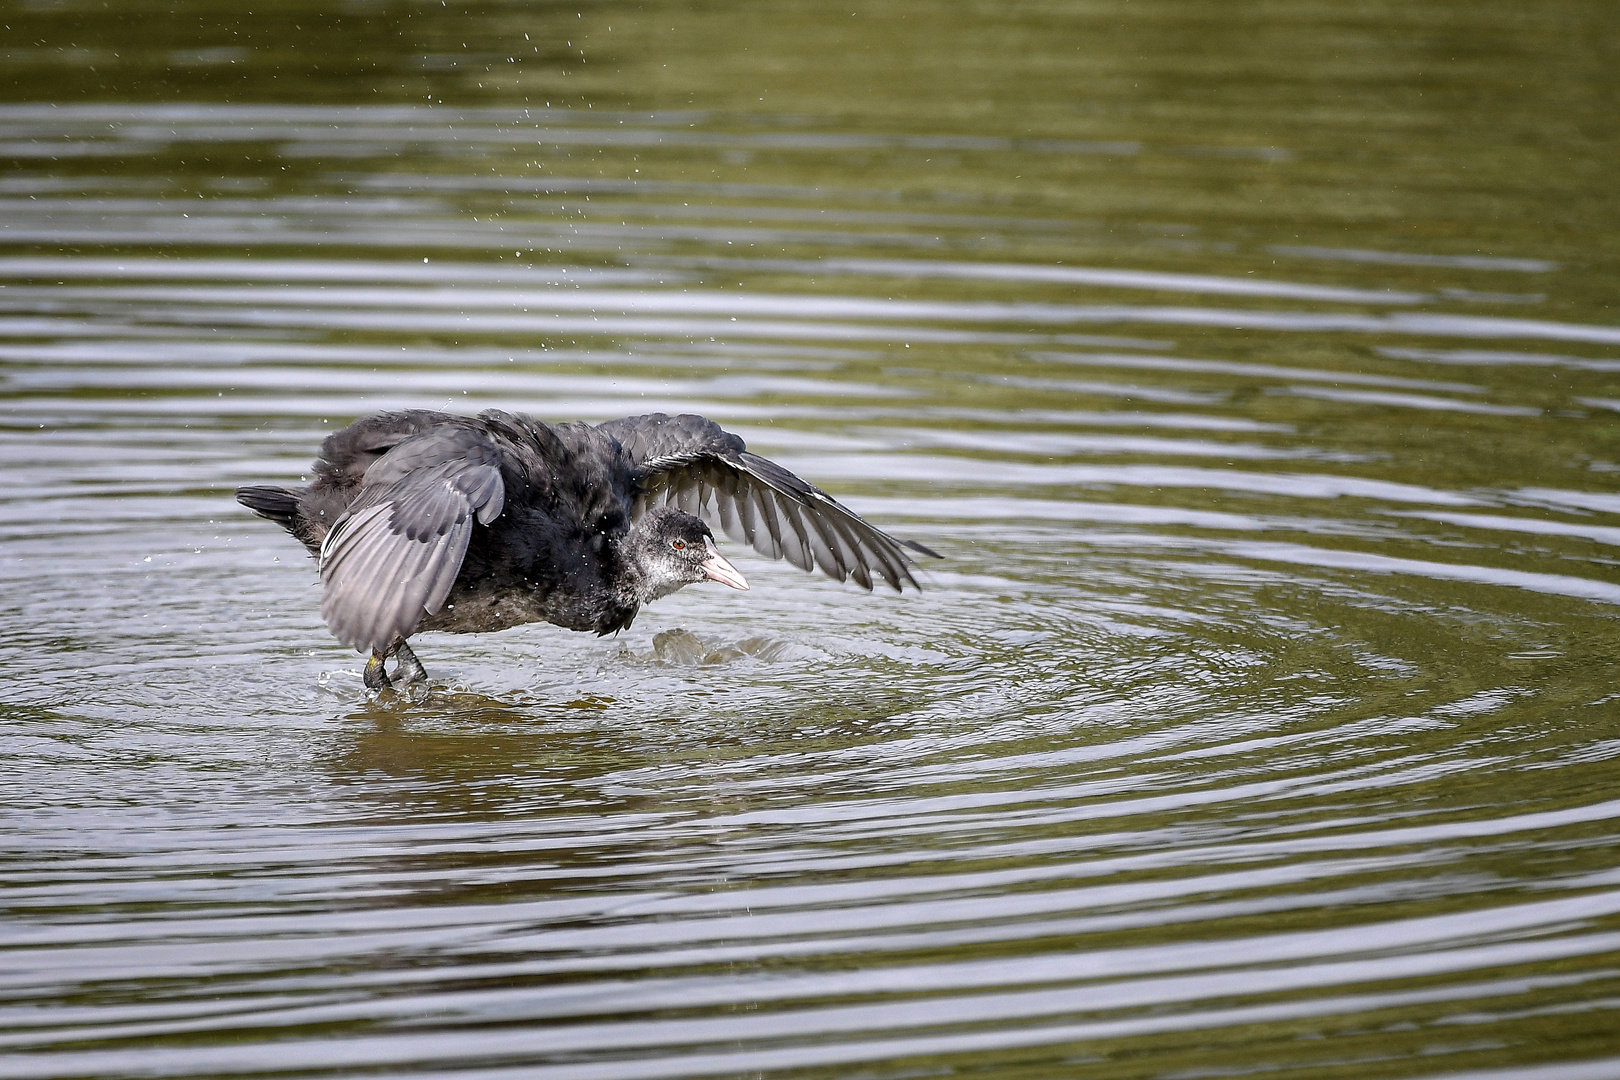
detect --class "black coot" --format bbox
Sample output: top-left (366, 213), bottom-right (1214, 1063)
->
top-left (237, 409), bottom-right (940, 688)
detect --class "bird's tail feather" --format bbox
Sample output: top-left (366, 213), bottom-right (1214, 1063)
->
top-left (236, 485), bottom-right (302, 527)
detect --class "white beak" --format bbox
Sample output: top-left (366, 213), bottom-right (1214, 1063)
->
top-left (699, 536), bottom-right (750, 590)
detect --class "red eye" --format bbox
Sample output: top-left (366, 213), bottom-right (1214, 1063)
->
top-left (671, 538), bottom-right (686, 550)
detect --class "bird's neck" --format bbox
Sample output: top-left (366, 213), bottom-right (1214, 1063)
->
top-left (608, 537), bottom-right (651, 606)
top-left (610, 518), bottom-right (686, 606)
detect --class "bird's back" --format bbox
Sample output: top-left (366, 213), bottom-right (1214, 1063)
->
top-left (261, 410), bottom-right (632, 550)
top-left (415, 412), bottom-right (643, 634)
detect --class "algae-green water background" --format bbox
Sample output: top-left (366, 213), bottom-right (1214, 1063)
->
top-left (3, 2), bottom-right (1620, 1078)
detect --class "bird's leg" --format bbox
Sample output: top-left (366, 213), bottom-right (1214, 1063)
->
top-left (393, 641), bottom-right (428, 684)
top-left (364, 649), bottom-right (393, 690)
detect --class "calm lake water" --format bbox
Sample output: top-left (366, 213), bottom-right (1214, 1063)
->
top-left (4, 2), bottom-right (1620, 1077)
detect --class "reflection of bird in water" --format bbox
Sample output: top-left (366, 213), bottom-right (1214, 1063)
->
top-left (237, 409), bottom-right (940, 689)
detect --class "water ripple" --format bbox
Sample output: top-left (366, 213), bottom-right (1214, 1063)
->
top-left (3, 90), bottom-right (1619, 1080)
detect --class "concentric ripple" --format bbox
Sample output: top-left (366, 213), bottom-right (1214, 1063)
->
top-left (5, 5), bottom-right (1620, 1077)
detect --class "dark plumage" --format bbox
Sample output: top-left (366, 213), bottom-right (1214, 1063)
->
top-left (237, 409), bottom-right (940, 688)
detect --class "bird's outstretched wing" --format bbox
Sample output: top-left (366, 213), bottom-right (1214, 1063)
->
top-left (597, 413), bottom-right (939, 592)
top-left (318, 425), bottom-right (505, 653)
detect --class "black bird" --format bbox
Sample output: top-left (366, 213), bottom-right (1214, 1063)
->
top-left (237, 409), bottom-right (939, 688)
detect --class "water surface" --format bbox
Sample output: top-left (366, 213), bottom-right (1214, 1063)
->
top-left (4, 2), bottom-right (1620, 1077)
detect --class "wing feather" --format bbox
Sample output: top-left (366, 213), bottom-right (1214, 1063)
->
top-left (715, 470), bottom-right (744, 545)
top-left (803, 514), bottom-right (844, 583)
top-left (604, 413), bottom-right (937, 592)
top-left (833, 515), bottom-right (874, 590)
top-left (772, 498), bottom-right (815, 573)
top-left (317, 426), bottom-right (506, 653)
top-left (675, 480), bottom-right (699, 517)
top-left (752, 485), bottom-right (785, 561)
top-left (734, 483), bottom-right (759, 545)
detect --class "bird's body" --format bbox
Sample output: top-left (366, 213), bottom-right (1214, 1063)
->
top-left (238, 409), bottom-right (936, 687)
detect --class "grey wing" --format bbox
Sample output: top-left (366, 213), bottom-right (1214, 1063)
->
top-left (611, 414), bottom-right (938, 592)
top-left (318, 426), bottom-right (505, 653)
top-left (596, 412), bottom-right (744, 463)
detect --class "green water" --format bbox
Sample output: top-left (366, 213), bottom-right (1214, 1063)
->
top-left (3, 2), bottom-right (1620, 1078)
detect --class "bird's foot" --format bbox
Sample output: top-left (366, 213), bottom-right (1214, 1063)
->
top-left (364, 643), bottom-right (428, 692)
top-left (393, 642), bottom-right (429, 684)
top-left (364, 651), bottom-right (392, 690)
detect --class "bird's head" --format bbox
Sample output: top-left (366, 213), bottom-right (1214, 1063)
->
top-left (627, 506), bottom-right (749, 602)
